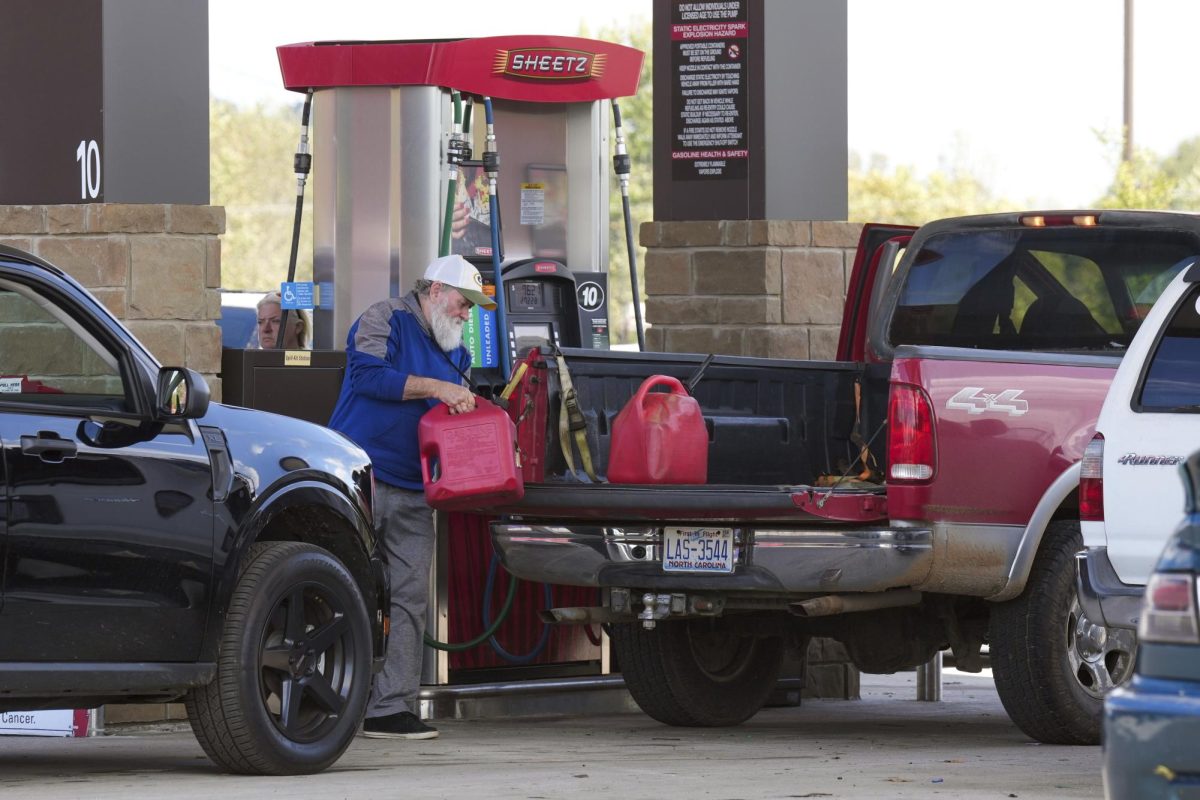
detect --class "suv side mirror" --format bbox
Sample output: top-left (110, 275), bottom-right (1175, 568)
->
top-left (157, 367), bottom-right (210, 419)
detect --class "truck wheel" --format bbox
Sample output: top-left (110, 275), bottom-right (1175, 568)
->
top-left (989, 520), bottom-right (1136, 745)
top-left (186, 541), bottom-right (372, 774)
top-left (611, 618), bottom-right (783, 726)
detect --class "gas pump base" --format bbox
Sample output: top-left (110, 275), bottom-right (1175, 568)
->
top-left (417, 675), bottom-right (810, 721)
top-left (418, 675), bottom-right (637, 721)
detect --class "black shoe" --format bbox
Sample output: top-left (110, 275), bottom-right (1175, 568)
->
top-left (361, 711), bottom-right (439, 740)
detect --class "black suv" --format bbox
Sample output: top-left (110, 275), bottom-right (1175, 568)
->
top-left (0, 245), bottom-right (386, 774)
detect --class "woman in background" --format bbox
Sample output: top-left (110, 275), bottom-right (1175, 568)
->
top-left (255, 291), bottom-right (310, 349)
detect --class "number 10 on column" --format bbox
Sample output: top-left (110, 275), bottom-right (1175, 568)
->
top-left (76, 139), bottom-right (101, 200)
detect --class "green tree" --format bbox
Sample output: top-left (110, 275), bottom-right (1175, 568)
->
top-left (210, 99), bottom-right (313, 291)
top-left (847, 152), bottom-right (1014, 225)
top-left (1094, 131), bottom-right (1200, 210)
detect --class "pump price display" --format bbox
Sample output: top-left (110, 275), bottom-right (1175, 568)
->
top-left (662, 526), bottom-right (735, 574)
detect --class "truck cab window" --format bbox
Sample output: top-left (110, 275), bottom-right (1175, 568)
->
top-left (890, 228), bottom-right (1200, 353)
top-left (0, 284), bottom-right (127, 409)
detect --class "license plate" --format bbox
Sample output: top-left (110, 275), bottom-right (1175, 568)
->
top-left (662, 526), bottom-right (735, 573)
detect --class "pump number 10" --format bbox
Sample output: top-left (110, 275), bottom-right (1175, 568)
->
top-left (75, 139), bottom-right (101, 200)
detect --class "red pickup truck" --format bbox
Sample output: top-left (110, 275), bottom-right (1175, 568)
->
top-left (478, 210), bottom-right (1200, 744)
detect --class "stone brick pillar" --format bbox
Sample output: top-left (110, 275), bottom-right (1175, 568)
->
top-left (641, 219), bottom-right (864, 359)
top-left (0, 204), bottom-right (225, 399)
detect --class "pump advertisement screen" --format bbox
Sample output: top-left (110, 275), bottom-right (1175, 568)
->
top-left (452, 164), bottom-right (494, 259)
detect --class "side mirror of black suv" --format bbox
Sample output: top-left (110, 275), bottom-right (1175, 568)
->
top-left (156, 367), bottom-right (211, 419)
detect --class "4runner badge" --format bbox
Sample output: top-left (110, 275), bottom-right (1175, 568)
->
top-left (946, 387), bottom-right (1029, 417)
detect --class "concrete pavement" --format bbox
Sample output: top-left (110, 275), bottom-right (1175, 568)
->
top-left (0, 670), bottom-right (1102, 799)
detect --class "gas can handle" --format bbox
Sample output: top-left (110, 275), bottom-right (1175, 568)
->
top-left (634, 375), bottom-right (687, 407)
top-left (419, 409), bottom-right (445, 485)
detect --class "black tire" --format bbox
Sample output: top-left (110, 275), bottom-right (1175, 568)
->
top-left (611, 618), bottom-right (783, 727)
top-left (989, 520), bottom-right (1136, 745)
top-left (186, 541), bottom-right (372, 774)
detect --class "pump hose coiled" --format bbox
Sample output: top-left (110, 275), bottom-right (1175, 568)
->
top-left (482, 553), bottom-right (553, 664)
top-left (421, 554), bottom-right (553, 659)
top-left (422, 556), bottom-right (517, 652)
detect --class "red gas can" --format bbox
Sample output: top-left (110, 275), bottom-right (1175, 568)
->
top-left (419, 398), bottom-right (524, 511)
top-left (607, 375), bottom-right (708, 484)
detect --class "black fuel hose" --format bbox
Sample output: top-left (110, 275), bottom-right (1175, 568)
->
top-left (275, 89), bottom-right (313, 348)
top-left (612, 99), bottom-right (645, 351)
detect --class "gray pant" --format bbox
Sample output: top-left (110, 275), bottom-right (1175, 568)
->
top-left (367, 482), bottom-right (435, 718)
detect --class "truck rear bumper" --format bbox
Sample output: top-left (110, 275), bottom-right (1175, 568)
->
top-left (1076, 547), bottom-right (1143, 630)
top-left (491, 523), bottom-right (934, 594)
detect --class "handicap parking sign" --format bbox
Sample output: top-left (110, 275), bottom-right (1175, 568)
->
top-left (281, 281), bottom-right (315, 310)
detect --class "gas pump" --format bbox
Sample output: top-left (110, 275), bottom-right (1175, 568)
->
top-left (271, 36), bottom-right (644, 710)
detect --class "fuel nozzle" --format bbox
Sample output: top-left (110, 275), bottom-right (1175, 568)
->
top-left (612, 99), bottom-right (631, 196)
top-left (293, 89), bottom-right (314, 196)
top-left (447, 135), bottom-right (471, 165)
top-left (483, 96), bottom-right (499, 177)
top-left (447, 89), bottom-right (470, 165)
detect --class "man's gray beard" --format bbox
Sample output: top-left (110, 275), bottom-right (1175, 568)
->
top-left (430, 300), bottom-right (465, 352)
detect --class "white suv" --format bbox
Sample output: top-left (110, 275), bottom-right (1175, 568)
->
top-left (1078, 256), bottom-right (1200, 631)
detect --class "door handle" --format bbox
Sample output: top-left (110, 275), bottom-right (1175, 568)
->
top-left (20, 431), bottom-right (79, 463)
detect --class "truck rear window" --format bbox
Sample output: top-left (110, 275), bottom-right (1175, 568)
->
top-left (889, 228), bottom-right (1200, 352)
top-left (1138, 283), bottom-right (1200, 411)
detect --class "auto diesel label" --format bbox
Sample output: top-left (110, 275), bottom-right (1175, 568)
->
top-left (494, 49), bottom-right (604, 80)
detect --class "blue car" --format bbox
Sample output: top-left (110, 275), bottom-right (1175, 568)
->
top-left (1104, 450), bottom-right (1200, 799)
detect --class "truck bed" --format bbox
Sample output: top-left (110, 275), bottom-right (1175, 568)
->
top-left (455, 348), bottom-right (891, 523)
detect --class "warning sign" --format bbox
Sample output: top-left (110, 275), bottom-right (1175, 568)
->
top-left (670, 1), bottom-right (749, 181)
top-left (520, 182), bottom-right (546, 225)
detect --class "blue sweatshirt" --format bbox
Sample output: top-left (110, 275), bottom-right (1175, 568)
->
top-left (328, 291), bottom-right (470, 490)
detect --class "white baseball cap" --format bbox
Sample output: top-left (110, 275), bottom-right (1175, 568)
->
top-left (424, 254), bottom-right (496, 310)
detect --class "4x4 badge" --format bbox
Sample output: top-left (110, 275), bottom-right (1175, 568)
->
top-left (946, 387), bottom-right (1029, 417)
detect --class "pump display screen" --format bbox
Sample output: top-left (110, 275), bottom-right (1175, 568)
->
top-left (512, 322), bottom-right (553, 355)
top-left (511, 281), bottom-right (545, 310)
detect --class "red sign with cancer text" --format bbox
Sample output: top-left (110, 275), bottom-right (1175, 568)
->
top-left (494, 48), bottom-right (605, 80)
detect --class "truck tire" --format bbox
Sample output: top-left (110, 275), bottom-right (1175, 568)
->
top-left (186, 541), bottom-right (372, 774)
top-left (611, 618), bottom-right (783, 727)
top-left (989, 520), bottom-right (1136, 745)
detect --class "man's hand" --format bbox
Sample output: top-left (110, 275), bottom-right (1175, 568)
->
top-left (403, 375), bottom-right (476, 413)
top-left (437, 380), bottom-right (476, 415)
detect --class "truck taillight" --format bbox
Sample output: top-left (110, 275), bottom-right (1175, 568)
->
top-left (1080, 433), bottom-right (1104, 522)
top-left (1138, 572), bottom-right (1200, 644)
top-left (888, 383), bottom-right (936, 482)
top-left (1020, 214), bottom-right (1098, 227)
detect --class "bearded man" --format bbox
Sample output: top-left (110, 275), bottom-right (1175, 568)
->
top-left (328, 254), bottom-right (495, 740)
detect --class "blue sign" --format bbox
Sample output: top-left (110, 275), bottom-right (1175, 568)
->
top-left (280, 281), bottom-right (315, 310)
top-left (317, 281), bottom-right (334, 309)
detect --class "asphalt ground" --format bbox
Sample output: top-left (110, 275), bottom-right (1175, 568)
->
top-left (0, 669), bottom-right (1102, 800)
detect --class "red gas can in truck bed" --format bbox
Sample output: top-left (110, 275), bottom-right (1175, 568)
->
top-left (419, 398), bottom-right (524, 510)
top-left (607, 375), bottom-right (708, 484)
